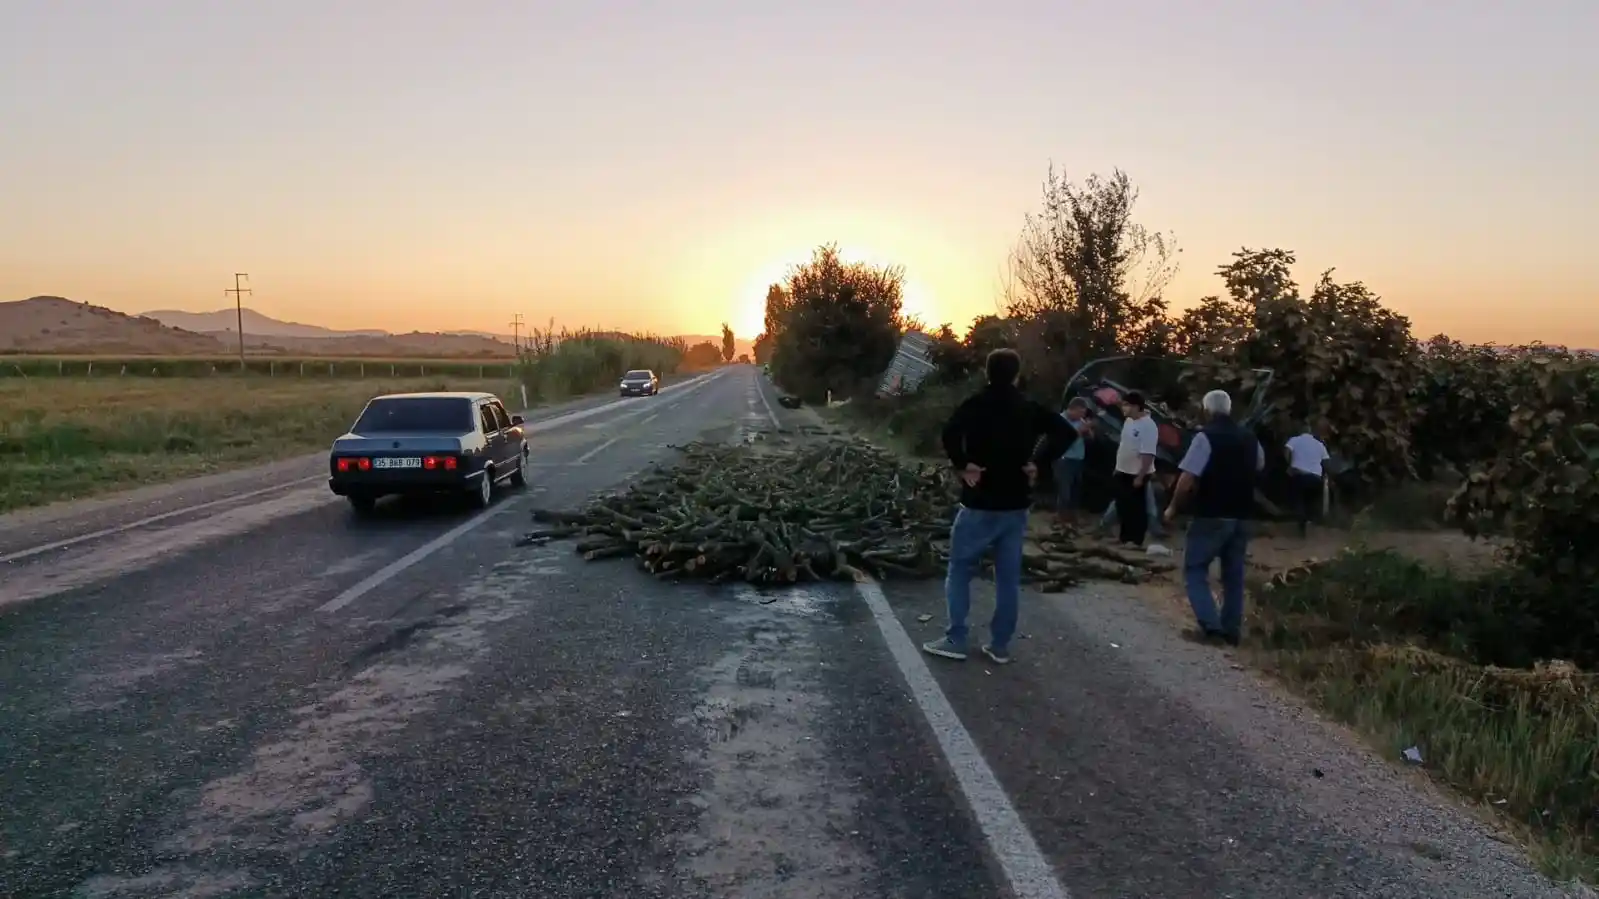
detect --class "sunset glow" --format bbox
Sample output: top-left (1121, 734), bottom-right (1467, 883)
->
top-left (0, 4), bottom-right (1592, 346)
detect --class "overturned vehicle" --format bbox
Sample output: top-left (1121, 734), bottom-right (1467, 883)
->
top-left (1054, 355), bottom-right (1355, 519)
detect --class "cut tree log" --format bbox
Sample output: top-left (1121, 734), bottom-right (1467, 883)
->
top-left (520, 434), bottom-right (1172, 588)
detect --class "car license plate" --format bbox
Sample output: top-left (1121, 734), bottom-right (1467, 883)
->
top-left (373, 457), bottom-right (422, 469)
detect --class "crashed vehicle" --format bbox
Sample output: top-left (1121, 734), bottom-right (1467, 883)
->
top-left (1053, 355), bottom-right (1354, 518)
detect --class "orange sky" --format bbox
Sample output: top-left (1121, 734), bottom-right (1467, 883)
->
top-left (1, 4), bottom-right (1592, 347)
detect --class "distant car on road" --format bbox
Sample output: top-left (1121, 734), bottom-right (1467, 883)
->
top-left (327, 391), bottom-right (528, 514)
top-left (619, 369), bottom-right (660, 397)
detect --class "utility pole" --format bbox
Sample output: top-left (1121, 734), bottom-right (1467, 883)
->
top-left (225, 273), bottom-right (251, 371)
top-left (508, 313), bottom-right (525, 357)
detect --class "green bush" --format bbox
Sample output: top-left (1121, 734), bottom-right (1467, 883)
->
top-left (1259, 547), bottom-right (1596, 671)
top-left (517, 329), bottom-right (686, 401)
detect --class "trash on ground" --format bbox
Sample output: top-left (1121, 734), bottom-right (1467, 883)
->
top-left (1402, 746), bottom-right (1424, 764)
top-left (916, 613), bottom-right (933, 623)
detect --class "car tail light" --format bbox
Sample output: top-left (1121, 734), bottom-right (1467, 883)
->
top-left (422, 456), bottom-right (459, 470)
top-left (357, 457), bottom-right (372, 471)
top-left (423, 456), bottom-right (438, 470)
top-left (337, 458), bottom-right (352, 473)
top-left (444, 456), bottom-right (458, 470)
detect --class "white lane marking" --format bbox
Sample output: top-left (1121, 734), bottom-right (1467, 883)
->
top-left (574, 436), bottom-right (622, 465)
top-left (521, 369), bottom-right (724, 433)
top-left (0, 476), bottom-right (325, 565)
top-left (318, 374), bottom-right (731, 613)
top-left (316, 500), bottom-right (519, 613)
top-left (638, 412), bottom-right (660, 426)
top-left (753, 374), bottom-right (781, 429)
top-left (853, 577), bottom-right (1072, 899)
top-left (2, 372), bottom-right (726, 564)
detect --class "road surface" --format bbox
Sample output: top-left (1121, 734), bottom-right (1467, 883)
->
top-left (0, 366), bottom-right (1577, 898)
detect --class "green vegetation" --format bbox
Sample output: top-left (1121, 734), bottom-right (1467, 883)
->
top-left (761, 244), bottom-right (907, 403)
top-left (1254, 549), bottom-right (1598, 883)
top-left (0, 376), bottom-right (518, 511)
top-left (516, 327), bottom-right (690, 402)
top-left (772, 162), bottom-right (1598, 884)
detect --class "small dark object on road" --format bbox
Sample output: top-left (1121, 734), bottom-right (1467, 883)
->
top-left (520, 435), bottom-right (1170, 589)
top-left (777, 394), bottom-right (803, 409)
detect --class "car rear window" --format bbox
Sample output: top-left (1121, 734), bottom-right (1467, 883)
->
top-left (352, 397), bottom-right (474, 433)
top-left (624, 370), bottom-right (652, 379)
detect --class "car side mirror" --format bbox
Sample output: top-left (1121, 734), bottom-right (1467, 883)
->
top-left (511, 414), bottom-right (525, 426)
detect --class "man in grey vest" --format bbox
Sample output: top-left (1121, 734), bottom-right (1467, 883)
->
top-left (1161, 389), bottom-right (1264, 645)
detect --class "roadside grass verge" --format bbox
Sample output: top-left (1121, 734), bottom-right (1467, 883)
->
top-left (1249, 548), bottom-right (1599, 885)
top-left (0, 376), bottom-right (520, 512)
top-left (827, 392), bottom-right (1598, 885)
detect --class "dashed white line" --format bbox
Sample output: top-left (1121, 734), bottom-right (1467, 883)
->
top-left (0, 476), bottom-right (325, 565)
top-left (316, 500), bottom-right (520, 613)
top-left (852, 577), bottom-right (1072, 899)
top-left (4, 372), bottom-right (728, 565)
top-left (574, 436), bottom-right (622, 465)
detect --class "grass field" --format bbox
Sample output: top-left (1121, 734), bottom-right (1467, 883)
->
top-left (0, 376), bottom-right (524, 512)
top-left (0, 355), bottom-right (520, 379)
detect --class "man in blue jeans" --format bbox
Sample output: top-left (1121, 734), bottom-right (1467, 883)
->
top-left (1161, 389), bottom-right (1264, 646)
top-left (923, 348), bottom-right (1075, 665)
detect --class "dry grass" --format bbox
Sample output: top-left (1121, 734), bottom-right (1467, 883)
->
top-left (0, 376), bottom-right (520, 512)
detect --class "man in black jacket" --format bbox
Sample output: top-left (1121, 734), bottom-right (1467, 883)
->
top-left (923, 349), bottom-right (1075, 665)
top-left (1161, 388), bottom-right (1265, 645)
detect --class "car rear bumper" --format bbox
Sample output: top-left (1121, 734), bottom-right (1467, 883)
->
top-left (329, 468), bottom-right (485, 497)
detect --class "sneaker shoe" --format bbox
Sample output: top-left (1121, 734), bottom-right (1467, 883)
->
top-left (981, 644), bottom-right (1012, 665)
top-left (921, 637), bottom-right (968, 660)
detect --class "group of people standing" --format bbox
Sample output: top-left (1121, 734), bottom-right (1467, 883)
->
top-left (926, 348), bottom-right (1330, 663)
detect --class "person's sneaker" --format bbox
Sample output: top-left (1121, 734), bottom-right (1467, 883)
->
top-left (922, 637), bottom-right (968, 660)
top-left (981, 644), bottom-right (1012, 665)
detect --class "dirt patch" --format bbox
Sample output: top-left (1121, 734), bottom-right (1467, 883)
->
top-left (161, 550), bottom-right (550, 860)
top-left (60, 649), bottom-right (205, 715)
top-left (75, 867), bottom-right (253, 898)
top-left (675, 587), bottom-right (874, 897)
top-left (1070, 516), bottom-right (1508, 628)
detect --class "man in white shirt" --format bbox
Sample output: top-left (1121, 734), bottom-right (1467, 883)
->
top-left (1112, 391), bottom-right (1159, 546)
top-left (1284, 425), bottom-right (1330, 536)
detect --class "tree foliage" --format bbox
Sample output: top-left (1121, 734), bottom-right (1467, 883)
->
top-left (1005, 167), bottom-right (1181, 394)
top-left (684, 341), bottom-right (723, 369)
top-left (764, 244), bottom-right (906, 402)
top-left (1180, 249), bottom-right (1422, 483)
top-left (720, 322), bottom-right (735, 364)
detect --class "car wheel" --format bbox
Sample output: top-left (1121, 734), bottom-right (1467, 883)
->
top-left (470, 472), bottom-right (494, 509)
top-left (347, 494), bottom-right (377, 515)
top-left (508, 450), bottom-right (527, 487)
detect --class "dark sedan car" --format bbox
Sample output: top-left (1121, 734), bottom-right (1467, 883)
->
top-left (327, 392), bottom-right (529, 513)
top-left (619, 369), bottom-right (660, 396)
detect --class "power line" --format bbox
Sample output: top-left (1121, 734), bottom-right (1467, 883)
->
top-left (508, 313), bottom-right (525, 356)
top-left (224, 273), bottom-right (251, 371)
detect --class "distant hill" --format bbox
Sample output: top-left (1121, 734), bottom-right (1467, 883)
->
top-left (0, 296), bottom-right (226, 355)
top-left (214, 331), bottom-right (520, 359)
top-left (9, 299), bottom-right (754, 359)
top-left (141, 308), bottom-right (388, 339)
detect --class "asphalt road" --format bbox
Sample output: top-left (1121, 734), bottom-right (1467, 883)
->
top-left (0, 366), bottom-right (1576, 898)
